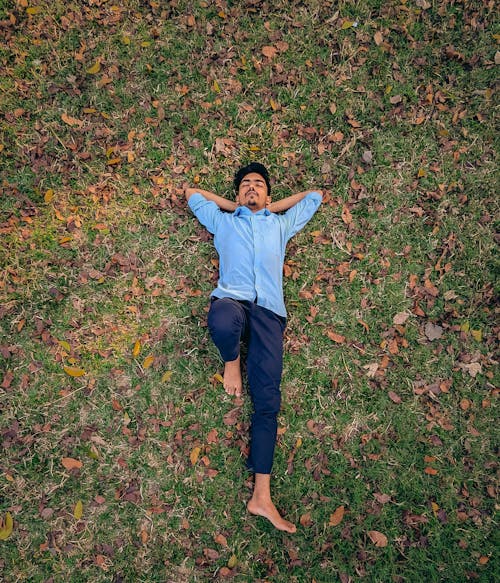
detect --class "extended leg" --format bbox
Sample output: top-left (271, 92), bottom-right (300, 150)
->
top-left (245, 305), bottom-right (295, 532)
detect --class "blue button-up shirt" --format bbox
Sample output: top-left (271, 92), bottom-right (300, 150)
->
top-left (188, 192), bottom-right (322, 317)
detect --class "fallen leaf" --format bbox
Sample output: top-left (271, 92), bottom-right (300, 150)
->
top-left (424, 322), bottom-right (443, 341)
top-left (388, 391), bottom-right (402, 404)
top-left (424, 467), bottom-right (438, 475)
top-left (300, 512), bottom-right (312, 527)
top-left (44, 189), bottom-right (54, 203)
top-left (261, 45), bottom-right (277, 58)
top-left (73, 500), bottom-right (83, 520)
top-left (214, 533), bottom-right (228, 547)
top-left (327, 330), bottom-right (346, 344)
top-left (213, 373), bottom-right (224, 384)
top-left (62, 457), bottom-right (83, 470)
top-left (161, 370), bottom-right (173, 382)
top-left (341, 205), bottom-right (352, 224)
top-left (374, 493), bottom-right (391, 504)
top-left (26, 6), bottom-right (42, 15)
top-left (364, 362), bottom-right (379, 378)
top-left (132, 340), bottom-right (141, 357)
top-left (142, 355), bottom-right (154, 369)
top-left (393, 311), bottom-right (410, 325)
top-left (329, 505), bottom-right (345, 526)
top-left (86, 61), bottom-right (101, 74)
top-left (227, 554), bottom-right (238, 568)
top-left (61, 112), bottom-right (83, 127)
top-left (0, 512), bottom-right (13, 540)
top-left (63, 366), bottom-right (86, 377)
top-left (460, 362), bottom-right (482, 377)
top-left (471, 329), bottom-right (482, 342)
top-left (374, 31), bottom-right (383, 46)
top-left (368, 530), bottom-right (388, 547)
top-left (190, 446), bottom-right (201, 465)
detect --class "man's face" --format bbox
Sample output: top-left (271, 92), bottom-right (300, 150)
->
top-left (236, 172), bottom-right (271, 212)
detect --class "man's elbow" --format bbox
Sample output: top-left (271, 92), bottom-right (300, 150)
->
top-left (184, 187), bottom-right (198, 201)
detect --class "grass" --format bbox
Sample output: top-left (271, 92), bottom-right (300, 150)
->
top-left (1, 0), bottom-right (498, 581)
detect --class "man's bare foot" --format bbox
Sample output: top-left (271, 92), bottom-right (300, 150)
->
top-left (247, 496), bottom-right (297, 533)
top-left (223, 356), bottom-right (242, 397)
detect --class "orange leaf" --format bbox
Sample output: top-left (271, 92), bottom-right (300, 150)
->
top-left (261, 45), bottom-right (277, 58)
top-left (327, 330), bottom-right (346, 344)
top-left (341, 205), bottom-right (352, 224)
top-left (424, 467), bottom-right (438, 475)
top-left (329, 505), bottom-right (345, 526)
top-left (132, 340), bottom-right (141, 357)
top-left (61, 112), bottom-right (83, 127)
top-left (190, 446), bottom-right (201, 465)
top-left (214, 533), bottom-right (228, 547)
top-left (368, 530), bottom-right (388, 547)
top-left (62, 457), bottom-right (83, 470)
top-left (142, 355), bottom-right (154, 369)
top-left (300, 512), bottom-right (312, 527)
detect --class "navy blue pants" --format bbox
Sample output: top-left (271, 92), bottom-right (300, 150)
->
top-left (208, 297), bottom-right (286, 474)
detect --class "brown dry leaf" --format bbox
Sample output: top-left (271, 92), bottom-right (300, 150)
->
top-left (374, 31), bottom-right (384, 46)
top-left (190, 446), bottom-right (201, 465)
top-left (364, 362), bottom-right (379, 378)
top-left (207, 428), bottom-right (218, 444)
top-left (388, 391), bottom-right (402, 404)
top-left (424, 322), bottom-right (443, 341)
top-left (368, 530), bottom-right (388, 547)
top-left (460, 398), bottom-right (471, 411)
top-left (329, 505), bottom-right (345, 526)
top-left (300, 512), bottom-right (312, 527)
top-left (374, 493), bottom-right (391, 504)
top-left (214, 533), bottom-right (228, 547)
top-left (393, 311), bottom-right (409, 325)
top-left (341, 205), bottom-right (352, 224)
top-left (261, 45), bottom-right (277, 58)
top-left (327, 330), bottom-right (346, 344)
top-left (61, 113), bottom-right (83, 127)
top-left (424, 467), bottom-right (438, 475)
top-left (62, 457), bottom-right (83, 470)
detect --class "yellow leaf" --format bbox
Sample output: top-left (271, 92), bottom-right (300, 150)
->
top-left (249, 145), bottom-right (260, 152)
top-left (121, 35), bottom-right (131, 45)
top-left (74, 500), bottom-right (83, 520)
top-left (26, 6), bottom-right (42, 15)
top-left (161, 370), bottom-right (173, 382)
top-left (213, 80), bottom-right (221, 93)
top-left (460, 321), bottom-right (470, 332)
top-left (295, 437), bottom-right (302, 448)
top-left (142, 355), bottom-right (154, 369)
top-left (227, 554), bottom-right (238, 569)
top-left (86, 61), bottom-right (101, 75)
top-left (58, 340), bottom-right (71, 352)
top-left (341, 20), bottom-right (354, 29)
top-left (471, 329), bottom-right (482, 342)
top-left (213, 373), bottom-right (224, 384)
top-left (63, 366), bottom-right (86, 377)
top-left (44, 189), bottom-right (54, 203)
top-left (123, 411), bottom-right (131, 426)
top-left (132, 340), bottom-right (141, 357)
top-left (59, 236), bottom-right (72, 245)
top-left (141, 41), bottom-right (151, 47)
top-left (417, 168), bottom-right (427, 178)
top-left (0, 512), bottom-right (13, 540)
top-left (190, 446), bottom-right (201, 465)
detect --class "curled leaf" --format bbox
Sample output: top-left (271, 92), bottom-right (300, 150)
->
top-left (0, 512), bottom-right (13, 540)
top-left (86, 61), bottom-right (101, 74)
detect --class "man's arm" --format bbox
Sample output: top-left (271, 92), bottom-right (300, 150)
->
top-left (267, 190), bottom-right (323, 214)
top-left (185, 187), bottom-right (237, 212)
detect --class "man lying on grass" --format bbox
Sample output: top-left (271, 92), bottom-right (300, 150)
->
top-left (185, 162), bottom-right (322, 533)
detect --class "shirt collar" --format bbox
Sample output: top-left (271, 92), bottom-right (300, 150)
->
top-left (234, 206), bottom-right (271, 217)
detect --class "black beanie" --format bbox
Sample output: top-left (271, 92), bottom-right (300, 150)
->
top-left (233, 162), bottom-right (271, 195)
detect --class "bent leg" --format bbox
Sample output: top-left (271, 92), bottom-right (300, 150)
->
top-left (207, 298), bottom-right (247, 396)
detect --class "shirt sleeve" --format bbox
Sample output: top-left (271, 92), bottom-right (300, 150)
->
top-left (281, 191), bottom-right (322, 241)
top-left (187, 193), bottom-right (224, 235)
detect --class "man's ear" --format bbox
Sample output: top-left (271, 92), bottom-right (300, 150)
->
top-left (266, 196), bottom-right (272, 206)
